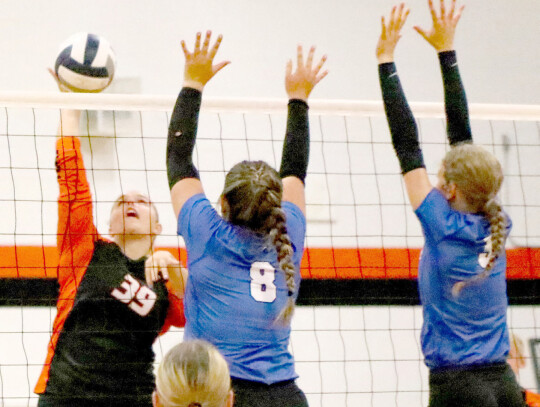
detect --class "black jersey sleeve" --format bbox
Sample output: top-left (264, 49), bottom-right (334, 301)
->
top-left (279, 99), bottom-right (310, 183)
top-left (379, 62), bottom-right (425, 174)
top-left (167, 87), bottom-right (202, 189)
top-left (439, 51), bottom-right (472, 145)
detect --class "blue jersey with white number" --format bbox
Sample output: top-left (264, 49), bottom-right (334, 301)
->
top-left (415, 189), bottom-right (511, 370)
top-left (178, 194), bottom-right (306, 384)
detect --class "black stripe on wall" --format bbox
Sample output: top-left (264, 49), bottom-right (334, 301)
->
top-left (1, 278), bottom-right (540, 306)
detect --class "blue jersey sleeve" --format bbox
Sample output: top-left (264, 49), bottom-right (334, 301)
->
top-left (177, 194), bottom-right (222, 263)
top-left (283, 201), bottom-right (306, 261)
top-left (415, 188), bottom-right (467, 244)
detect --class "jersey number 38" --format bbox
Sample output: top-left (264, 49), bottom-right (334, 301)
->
top-left (250, 262), bottom-right (277, 303)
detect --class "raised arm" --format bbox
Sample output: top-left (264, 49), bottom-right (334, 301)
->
top-left (48, 69), bottom-right (97, 287)
top-left (376, 3), bottom-right (432, 210)
top-left (414, 0), bottom-right (472, 145)
top-left (168, 31), bottom-right (230, 218)
top-left (280, 46), bottom-right (327, 215)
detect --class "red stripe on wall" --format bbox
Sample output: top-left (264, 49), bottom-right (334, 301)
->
top-left (0, 246), bottom-right (538, 279)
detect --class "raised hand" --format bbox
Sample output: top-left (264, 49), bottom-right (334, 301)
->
top-left (376, 3), bottom-right (410, 64)
top-left (285, 45), bottom-right (328, 101)
top-left (414, 0), bottom-right (465, 52)
top-left (48, 67), bottom-right (70, 92)
top-left (181, 30), bottom-right (230, 91)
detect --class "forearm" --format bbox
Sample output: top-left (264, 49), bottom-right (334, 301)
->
top-left (57, 109), bottom-right (81, 138)
top-left (379, 63), bottom-right (424, 174)
top-left (167, 87), bottom-right (202, 189)
top-left (279, 99), bottom-right (309, 183)
top-left (439, 51), bottom-right (472, 145)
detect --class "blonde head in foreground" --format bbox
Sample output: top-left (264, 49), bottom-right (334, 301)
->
top-left (153, 340), bottom-right (233, 407)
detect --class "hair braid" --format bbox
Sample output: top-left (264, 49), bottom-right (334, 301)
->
top-left (264, 207), bottom-right (296, 324)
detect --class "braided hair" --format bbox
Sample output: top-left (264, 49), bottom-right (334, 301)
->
top-left (222, 160), bottom-right (297, 324)
top-left (442, 144), bottom-right (506, 296)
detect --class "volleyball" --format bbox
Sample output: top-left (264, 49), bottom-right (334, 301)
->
top-left (55, 32), bottom-right (116, 92)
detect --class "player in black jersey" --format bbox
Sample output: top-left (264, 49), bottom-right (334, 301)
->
top-left (35, 73), bottom-right (187, 407)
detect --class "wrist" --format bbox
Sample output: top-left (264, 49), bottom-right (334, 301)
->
top-left (182, 80), bottom-right (205, 92)
top-left (377, 54), bottom-right (395, 64)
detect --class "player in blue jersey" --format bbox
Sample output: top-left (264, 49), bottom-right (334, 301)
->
top-left (166, 31), bottom-right (327, 407)
top-left (376, 1), bottom-right (524, 406)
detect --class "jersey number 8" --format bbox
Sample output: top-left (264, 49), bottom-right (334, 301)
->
top-left (250, 262), bottom-right (277, 303)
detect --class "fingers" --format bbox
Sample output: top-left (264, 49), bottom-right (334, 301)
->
top-left (449, 0), bottom-right (456, 18)
top-left (428, 0), bottom-right (437, 22)
top-left (296, 45), bottom-right (303, 70)
top-left (202, 30), bottom-right (211, 53)
top-left (285, 59), bottom-right (293, 77)
top-left (440, 0), bottom-right (446, 19)
top-left (413, 25), bottom-right (429, 42)
top-left (305, 46), bottom-right (315, 69)
top-left (213, 60), bottom-right (231, 75)
top-left (453, 4), bottom-right (465, 24)
top-left (181, 40), bottom-right (189, 57)
top-left (313, 54), bottom-right (327, 76)
top-left (209, 34), bottom-right (223, 59)
top-left (380, 16), bottom-right (387, 40)
top-left (194, 31), bottom-right (202, 52)
top-left (145, 252), bottom-right (181, 288)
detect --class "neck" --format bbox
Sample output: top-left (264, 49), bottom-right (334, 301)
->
top-left (449, 190), bottom-right (476, 213)
top-left (114, 235), bottom-right (153, 260)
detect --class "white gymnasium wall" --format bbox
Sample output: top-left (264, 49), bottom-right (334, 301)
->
top-left (0, 0), bottom-right (538, 104)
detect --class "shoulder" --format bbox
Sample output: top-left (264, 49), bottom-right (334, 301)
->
top-left (415, 189), bottom-right (484, 242)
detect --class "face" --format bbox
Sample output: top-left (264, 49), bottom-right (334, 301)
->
top-left (109, 191), bottom-right (162, 238)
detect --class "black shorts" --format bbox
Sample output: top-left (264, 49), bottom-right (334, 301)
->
top-left (428, 363), bottom-right (526, 407)
top-left (231, 378), bottom-right (308, 407)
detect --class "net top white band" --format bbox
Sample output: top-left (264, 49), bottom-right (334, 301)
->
top-left (0, 91), bottom-right (539, 121)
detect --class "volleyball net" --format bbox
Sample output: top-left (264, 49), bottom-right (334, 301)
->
top-left (0, 92), bottom-right (539, 406)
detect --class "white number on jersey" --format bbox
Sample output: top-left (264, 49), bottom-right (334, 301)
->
top-left (111, 274), bottom-right (157, 317)
top-left (478, 235), bottom-right (493, 269)
top-left (250, 261), bottom-right (277, 303)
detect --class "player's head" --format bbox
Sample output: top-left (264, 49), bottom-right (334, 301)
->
top-left (221, 160), bottom-right (297, 324)
top-left (438, 144), bottom-right (503, 213)
top-left (153, 340), bottom-right (233, 407)
top-left (439, 144), bottom-right (506, 294)
top-left (508, 333), bottom-right (526, 376)
top-left (109, 190), bottom-right (162, 241)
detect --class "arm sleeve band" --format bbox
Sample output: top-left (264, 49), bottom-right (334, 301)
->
top-left (279, 99), bottom-right (309, 183)
top-left (439, 51), bottom-right (473, 145)
top-left (167, 87), bottom-right (202, 189)
top-left (378, 63), bottom-right (425, 174)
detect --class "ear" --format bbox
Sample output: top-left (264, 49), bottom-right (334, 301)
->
top-left (154, 222), bottom-right (163, 236)
top-left (225, 389), bottom-right (234, 407)
top-left (444, 182), bottom-right (457, 201)
top-left (152, 390), bottom-right (160, 407)
top-left (220, 195), bottom-right (230, 219)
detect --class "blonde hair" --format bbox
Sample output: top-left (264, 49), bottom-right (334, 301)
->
top-left (442, 144), bottom-right (507, 296)
top-left (222, 160), bottom-right (297, 324)
top-left (155, 340), bottom-right (230, 407)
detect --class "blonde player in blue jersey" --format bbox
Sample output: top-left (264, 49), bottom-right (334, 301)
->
top-left (376, 1), bottom-right (525, 406)
top-left (166, 31), bottom-right (327, 407)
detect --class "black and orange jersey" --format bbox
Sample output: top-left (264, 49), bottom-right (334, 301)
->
top-left (35, 136), bottom-right (185, 404)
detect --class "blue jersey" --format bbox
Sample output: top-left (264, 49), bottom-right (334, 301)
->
top-left (415, 189), bottom-right (511, 370)
top-left (178, 194), bottom-right (306, 384)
